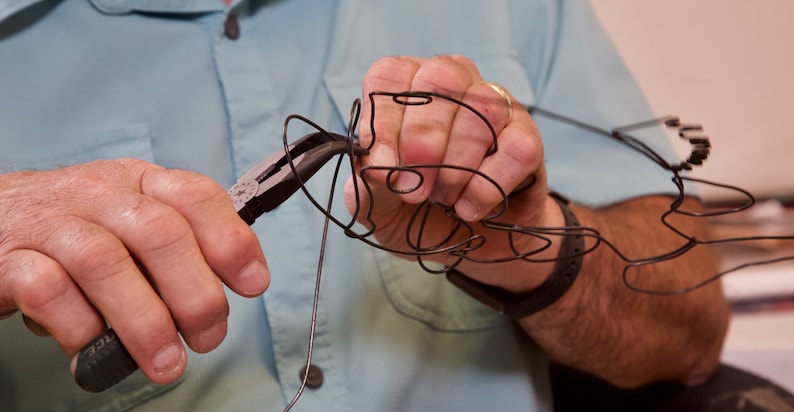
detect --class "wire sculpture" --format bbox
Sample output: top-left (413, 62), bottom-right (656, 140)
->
top-left (279, 90), bottom-right (794, 410)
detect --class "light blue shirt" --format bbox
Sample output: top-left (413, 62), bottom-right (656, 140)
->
top-left (0, 0), bottom-right (677, 410)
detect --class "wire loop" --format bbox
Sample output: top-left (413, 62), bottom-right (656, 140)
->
top-left (280, 89), bottom-right (794, 410)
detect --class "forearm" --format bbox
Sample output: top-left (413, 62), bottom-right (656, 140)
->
top-left (520, 195), bottom-right (730, 388)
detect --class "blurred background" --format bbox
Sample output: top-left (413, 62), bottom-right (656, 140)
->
top-left (592, 0), bottom-right (794, 392)
top-left (593, 0), bottom-right (794, 204)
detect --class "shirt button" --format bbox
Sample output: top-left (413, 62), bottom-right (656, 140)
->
top-left (224, 14), bottom-right (240, 40)
top-left (299, 364), bottom-right (324, 389)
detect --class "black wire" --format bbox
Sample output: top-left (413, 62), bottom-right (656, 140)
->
top-left (287, 91), bottom-right (793, 287)
top-left (277, 90), bottom-right (794, 409)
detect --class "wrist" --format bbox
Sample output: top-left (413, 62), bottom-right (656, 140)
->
top-left (446, 192), bottom-right (585, 318)
top-left (452, 192), bottom-right (566, 292)
top-left (504, 193), bottom-right (568, 293)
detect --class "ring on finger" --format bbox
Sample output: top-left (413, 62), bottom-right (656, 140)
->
top-left (481, 81), bottom-right (513, 124)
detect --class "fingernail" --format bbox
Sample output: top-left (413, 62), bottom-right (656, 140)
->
top-left (152, 343), bottom-right (185, 376)
top-left (70, 354), bottom-right (79, 375)
top-left (196, 321), bottom-right (228, 353)
top-left (395, 171), bottom-right (422, 194)
top-left (371, 144), bottom-right (398, 168)
top-left (456, 199), bottom-right (480, 222)
top-left (238, 259), bottom-right (269, 296)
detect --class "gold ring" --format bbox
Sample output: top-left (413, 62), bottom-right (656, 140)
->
top-left (481, 81), bottom-right (513, 124)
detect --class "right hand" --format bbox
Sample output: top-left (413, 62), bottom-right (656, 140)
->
top-left (0, 159), bottom-right (270, 384)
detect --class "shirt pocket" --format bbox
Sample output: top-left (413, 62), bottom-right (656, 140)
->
top-left (0, 124), bottom-right (155, 172)
top-left (323, 54), bottom-right (535, 332)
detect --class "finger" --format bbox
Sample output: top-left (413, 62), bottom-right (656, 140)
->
top-left (86, 174), bottom-right (230, 356)
top-left (0, 249), bottom-right (107, 356)
top-left (38, 217), bottom-right (186, 384)
top-left (396, 55), bottom-right (476, 203)
top-left (139, 167), bottom-right (270, 298)
top-left (359, 56), bottom-right (422, 183)
top-left (344, 174), bottom-right (373, 230)
top-left (455, 106), bottom-right (545, 221)
top-left (343, 167), bottom-right (404, 232)
top-left (432, 80), bottom-right (514, 205)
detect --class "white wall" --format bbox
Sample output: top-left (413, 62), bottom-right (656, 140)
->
top-left (592, 1), bottom-right (794, 203)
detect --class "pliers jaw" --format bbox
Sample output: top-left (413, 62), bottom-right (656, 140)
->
top-left (228, 131), bottom-right (368, 225)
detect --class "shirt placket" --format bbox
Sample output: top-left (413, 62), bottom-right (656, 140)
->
top-left (212, 3), bottom-right (349, 409)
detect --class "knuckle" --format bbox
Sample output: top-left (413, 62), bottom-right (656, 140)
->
top-left (447, 54), bottom-right (478, 71)
top-left (113, 157), bottom-right (151, 170)
top-left (124, 200), bottom-right (193, 254)
top-left (432, 54), bottom-right (472, 70)
top-left (12, 261), bottom-right (70, 314)
top-left (504, 129), bottom-right (542, 168)
top-left (202, 225), bottom-right (257, 267)
top-left (140, 166), bottom-right (228, 213)
top-left (365, 56), bottom-right (422, 89)
top-left (414, 55), bottom-right (472, 92)
top-left (176, 288), bottom-right (228, 331)
top-left (368, 56), bottom-right (421, 78)
top-left (69, 233), bottom-right (131, 282)
top-left (130, 305), bottom-right (179, 348)
top-left (165, 172), bottom-right (226, 206)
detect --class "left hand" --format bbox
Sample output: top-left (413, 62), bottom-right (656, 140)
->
top-left (344, 55), bottom-right (562, 292)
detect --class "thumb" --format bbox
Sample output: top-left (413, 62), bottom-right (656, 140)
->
top-left (344, 175), bottom-right (373, 228)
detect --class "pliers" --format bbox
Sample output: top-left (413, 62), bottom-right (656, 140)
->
top-left (229, 130), bottom-right (369, 225)
top-left (73, 130), bottom-right (368, 393)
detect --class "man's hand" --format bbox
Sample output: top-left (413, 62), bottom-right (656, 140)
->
top-left (346, 55), bottom-right (563, 293)
top-left (0, 159), bottom-right (270, 384)
top-left (346, 55), bottom-right (729, 389)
